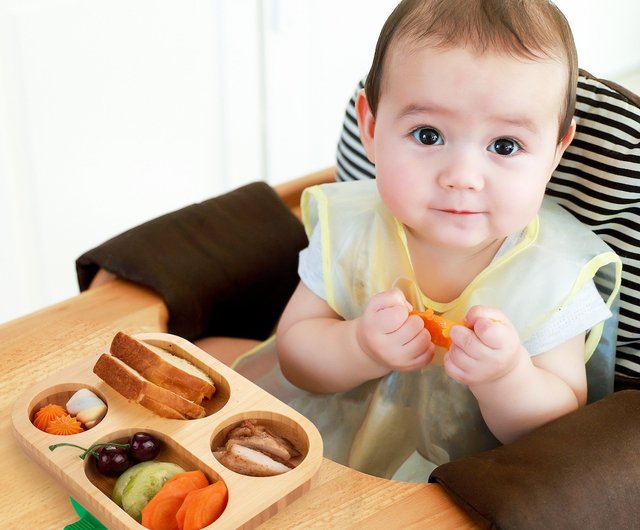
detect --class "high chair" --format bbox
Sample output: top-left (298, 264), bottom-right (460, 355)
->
top-left (75, 68), bottom-right (640, 526)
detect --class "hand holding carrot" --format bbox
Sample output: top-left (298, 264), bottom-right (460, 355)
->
top-left (443, 306), bottom-right (524, 386)
top-left (356, 288), bottom-right (435, 372)
top-left (408, 308), bottom-right (469, 349)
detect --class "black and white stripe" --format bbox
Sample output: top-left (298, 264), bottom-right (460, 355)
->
top-left (548, 73), bottom-right (640, 377)
top-left (336, 79), bottom-right (376, 182)
top-left (335, 71), bottom-right (640, 377)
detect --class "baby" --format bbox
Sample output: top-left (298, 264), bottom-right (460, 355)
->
top-left (275, 0), bottom-right (620, 480)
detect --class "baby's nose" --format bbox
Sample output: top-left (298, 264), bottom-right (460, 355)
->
top-left (438, 153), bottom-right (484, 190)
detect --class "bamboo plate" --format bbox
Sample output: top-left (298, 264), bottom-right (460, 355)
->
top-left (11, 332), bottom-right (323, 529)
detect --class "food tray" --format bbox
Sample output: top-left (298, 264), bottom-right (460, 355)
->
top-left (11, 332), bottom-right (323, 529)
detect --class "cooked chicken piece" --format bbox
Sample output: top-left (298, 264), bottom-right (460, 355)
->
top-left (215, 444), bottom-right (292, 476)
top-left (227, 435), bottom-right (292, 461)
top-left (227, 424), bottom-right (253, 438)
top-left (228, 420), bottom-right (301, 458)
top-left (214, 420), bottom-right (304, 476)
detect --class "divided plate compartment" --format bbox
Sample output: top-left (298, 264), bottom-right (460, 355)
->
top-left (11, 332), bottom-right (323, 529)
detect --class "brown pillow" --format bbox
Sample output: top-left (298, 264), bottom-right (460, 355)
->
top-left (76, 182), bottom-right (308, 341)
top-left (429, 390), bottom-right (640, 530)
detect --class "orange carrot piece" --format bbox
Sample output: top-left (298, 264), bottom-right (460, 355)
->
top-left (44, 414), bottom-right (84, 435)
top-left (176, 480), bottom-right (228, 530)
top-left (33, 403), bottom-right (67, 431)
top-left (166, 470), bottom-right (209, 490)
top-left (175, 489), bottom-right (195, 530)
top-left (141, 470), bottom-right (209, 530)
top-left (410, 309), bottom-right (467, 349)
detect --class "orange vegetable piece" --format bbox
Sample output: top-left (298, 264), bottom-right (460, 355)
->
top-left (176, 480), bottom-right (228, 530)
top-left (410, 309), bottom-right (466, 349)
top-left (142, 470), bottom-right (209, 530)
top-left (44, 414), bottom-right (84, 435)
top-left (33, 403), bottom-right (68, 431)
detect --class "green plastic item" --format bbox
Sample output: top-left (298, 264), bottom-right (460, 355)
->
top-left (64, 497), bottom-right (107, 530)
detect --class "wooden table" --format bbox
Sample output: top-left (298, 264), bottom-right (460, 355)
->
top-left (0, 280), bottom-right (477, 529)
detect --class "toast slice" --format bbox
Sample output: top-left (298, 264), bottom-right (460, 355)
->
top-left (109, 331), bottom-right (215, 404)
top-left (93, 353), bottom-right (206, 419)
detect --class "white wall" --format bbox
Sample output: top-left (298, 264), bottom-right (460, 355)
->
top-left (0, 0), bottom-right (398, 324)
top-left (555, 0), bottom-right (640, 79)
top-left (0, 0), bottom-right (236, 321)
top-left (1, 0), bottom-right (639, 325)
top-left (260, 0), bottom-right (398, 183)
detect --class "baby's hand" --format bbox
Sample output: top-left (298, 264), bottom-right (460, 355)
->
top-left (443, 306), bottom-right (523, 386)
top-left (356, 288), bottom-right (435, 371)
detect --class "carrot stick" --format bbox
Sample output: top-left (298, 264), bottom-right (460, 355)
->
top-left (141, 470), bottom-right (209, 530)
top-left (176, 480), bottom-right (228, 530)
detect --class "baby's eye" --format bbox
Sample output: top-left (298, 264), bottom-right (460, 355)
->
top-left (488, 138), bottom-right (520, 156)
top-left (411, 127), bottom-right (443, 146)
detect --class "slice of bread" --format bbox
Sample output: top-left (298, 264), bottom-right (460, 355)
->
top-left (109, 331), bottom-right (215, 404)
top-left (93, 353), bottom-right (206, 419)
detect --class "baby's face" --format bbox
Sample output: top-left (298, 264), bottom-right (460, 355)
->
top-left (365, 44), bottom-right (572, 254)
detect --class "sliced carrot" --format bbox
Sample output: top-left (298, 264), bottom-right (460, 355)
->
top-left (33, 403), bottom-right (68, 431)
top-left (141, 470), bottom-right (209, 530)
top-left (410, 309), bottom-right (467, 349)
top-left (44, 414), bottom-right (84, 435)
top-left (175, 489), bottom-right (196, 530)
top-left (176, 480), bottom-right (228, 530)
top-left (165, 470), bottom-right (209, 490)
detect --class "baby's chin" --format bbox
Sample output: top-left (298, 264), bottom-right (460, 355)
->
top-left (428, 232), bottom-right (507, 259)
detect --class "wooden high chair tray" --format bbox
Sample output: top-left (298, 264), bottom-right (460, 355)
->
top-left (11, 332), bottom-right (323, 530)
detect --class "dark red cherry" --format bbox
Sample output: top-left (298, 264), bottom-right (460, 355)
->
top-left (96, 445), bottom-right (132, 476)
top-left (129, 432), bottom-right (161, 462)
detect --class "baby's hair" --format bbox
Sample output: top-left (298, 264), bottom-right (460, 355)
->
top-left (365, 0), bottom-right (578, 142)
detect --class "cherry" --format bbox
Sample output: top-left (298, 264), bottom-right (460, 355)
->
top-left (129, 432), bottom-right (161, 462)
top-left (96, 445), bottom-right (132, 476)
top-left (49, 441), bottom-right (131, 477)
top-left (49, 432), bottom-right (161, 476)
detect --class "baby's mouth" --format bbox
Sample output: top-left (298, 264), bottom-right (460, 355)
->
top-left (439, 208), bottom-right (481, 215)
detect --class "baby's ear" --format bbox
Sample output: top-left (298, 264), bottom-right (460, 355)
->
top-left (554, 119), bottom-right (577, 165)
top-left (355, 89), bottom-right (377, 164)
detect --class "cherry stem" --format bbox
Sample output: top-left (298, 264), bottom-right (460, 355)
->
top-left (49, 442), bottom-right (130, 460)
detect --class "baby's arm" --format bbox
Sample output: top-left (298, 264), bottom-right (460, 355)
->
top-left (276, 283), bottom-right (434, 393)
top-left (445, 306), bottom-right (587, 444)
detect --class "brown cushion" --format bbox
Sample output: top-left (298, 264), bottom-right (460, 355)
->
top-left (428, 390), bottom-right (640, 529)
top-left (76, 182), bottom-right (308, 341)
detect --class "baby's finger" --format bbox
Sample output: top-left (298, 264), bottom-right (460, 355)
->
top-left (397, 342), bottom-right (435, 371)
top-left (443, 349), bottom-right (473, 383)
top-left (374, 304), bottom-right (410, 333)
top-left (448, 324), bottom-right (483, 359)
top-left (404, 329), bottom-right (433, 356)
top-left (472, 317), bottom-right (518, 350)
top-left (464, 305), bottom-right (506, 327)
top-left (369, 287), bottom-right (408, 311)
top-left (446, 343), bottom-right (477, 370)
top-left (398, 314), bottom-right (430, 343)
